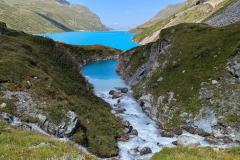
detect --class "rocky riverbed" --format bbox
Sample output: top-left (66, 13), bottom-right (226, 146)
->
top-left (83, 60), bottom-right (238, 160)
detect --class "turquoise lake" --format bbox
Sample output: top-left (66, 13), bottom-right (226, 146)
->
top-left (39, 31), bottom-right (138, 91)
top-left (39, 31), bottom-right (139, 51)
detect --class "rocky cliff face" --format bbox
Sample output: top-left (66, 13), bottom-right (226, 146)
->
top-left (207, 0), bottom-right (240, 26)
top-left (117, 23), bottom-right (240, 144)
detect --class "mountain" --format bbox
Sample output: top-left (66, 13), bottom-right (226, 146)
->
top-left (0, 0), bottom-right (107, 34)
top-left (117, 22), bottom-right (240, 146)
top-left (131, 0), bottom-right (237, 44)
top-left (0, 21), bottom-right (123, 158)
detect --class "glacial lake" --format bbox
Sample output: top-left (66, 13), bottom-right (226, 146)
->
top-left (39, 31), bottom-right (139, 51)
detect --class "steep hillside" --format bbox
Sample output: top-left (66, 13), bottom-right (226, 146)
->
top-left (0, 0), bottom-right (107, 34)
top-left (132, 0), bottom-right (235, 44)
top-left (117, 23), bottom-right (240, 145)
top-left (0, 121), bottom-right (95, 160)
top-left (0, 22), bottom-right (123, 158)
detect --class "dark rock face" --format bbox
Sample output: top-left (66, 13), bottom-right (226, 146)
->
top-left (56, 0), bottom-right (70, 5)
top-left (0, 22), bottom-right (7, 34)
top-left (207, 0), bottom-right (240, 27)
top-left (195, 0), bottom-right (208, 6)
top-left (117, 38), bottom-right (171, 86)
top-left (116, 87), bottom-right (129, 94)
top-left (140, 147), bottom-right (152, 155)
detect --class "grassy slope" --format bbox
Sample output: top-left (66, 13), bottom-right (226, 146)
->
top-left (121, 23), bottom-right (240, 128)
top-left (0, 0), bottom-right (107, 34)
top-left (0, 121), bottom-right (95, 160)
top-left (0, 22), bottom-right (123, 157)
top-left (132, 0), bottom-right (232, 43)
top-left (151, 147), bottom-right (240, 160)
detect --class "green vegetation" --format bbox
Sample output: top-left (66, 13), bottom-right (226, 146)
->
top-left (0, 0), bottom-right (107, 34)
top-left (0, 22), bottom-right (123, 157)
top-left (148, 23), bottom-right (240, 127)
top-left (151, 147), bottom-right (240, 160)
top-left (0, 121), bottom-right (95, 160)
top-left (122, 23), bottom-right (240, 128)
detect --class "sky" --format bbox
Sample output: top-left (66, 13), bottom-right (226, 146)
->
top-left (69, 0), bottom-right (185, 30)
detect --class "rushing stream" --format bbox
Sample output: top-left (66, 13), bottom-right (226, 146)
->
top-left (82, 60), bottom-right (212, 160)
top-left (37, 31), bottom-right (235, 160)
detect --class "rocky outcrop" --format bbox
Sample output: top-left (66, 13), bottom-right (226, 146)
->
top-left (207, 0), bottom-right (240, 27)
top-left (117, 38), bottom-right (171, 86)
top-left (118, 23), bottom-right (240, 145)
top-left (0, 22), bottom-right (7, 34)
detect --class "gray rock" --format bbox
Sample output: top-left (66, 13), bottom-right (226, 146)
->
top-left (207, 0), bottom-right (240, 27)
top-left (140, 147), bottom-right (152, 155)
top-left (161, 130), bottom-right (175, 137)
top-left (0, 112), bottom-right (14, 123)
top-left (37, 114), bottom-right (48, 126)
top-left (205, 136), bottom-right (219, 144)
top-left (123, 120), bottom-right (131, 128)
top-left (200, 89), bottom-right (213, 100)
top-left (112, 92), bottom-right (123, 99)
top-left (109, 90), bottom-right (115, 95)
top-left (129, 129), bottom-right (138, 136)
top-left (64, 111), bottom-right (78, 136)
top-left (0, 103), bottom-right (7, 108)
top-left (228, 60), bottom-right (240, 77)
top-left (116, 87), bottom-right (129, 94)
top-left (176, 135), bottom-right (200, 147)
top-left (114, 108), bottom-right (126, 114)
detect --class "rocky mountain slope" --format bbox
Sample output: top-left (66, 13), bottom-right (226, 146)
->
top-left (117, 23), bottom-right (240, 145)
top-left (0, 0), bottom-right (107, 34)
top-left (0, 21), bottom-right (123, 158)
top-left (132, 0), bottom-right (237, 44)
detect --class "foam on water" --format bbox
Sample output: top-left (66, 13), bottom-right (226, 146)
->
top-left (82, 60), bottom-right (235, 160)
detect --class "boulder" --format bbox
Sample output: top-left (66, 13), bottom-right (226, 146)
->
top-left (64, 111), bottom-right (78, 136)
top-left (37, 114), bottom-right (48, 126)
top-left (0, 112), bottom-right (14, 123)
top-left (129, 129), bottom-right (138, 136)
top-left (140, 147), bottom-right (152, 155)
top-left (200, 89), bottom-right (213, 100)
top-left (0, 103), bottom-right (7, 108)
top-left (116, 87), bottom-right (129, 94)
top-left (118, 135), bottom-right (129, 142)
top-left (195, 128), bottom-right (211, 137)
top-left (228, 60), bottom-right (240, 77)
top-left (123, 120), bottom-right (131, 128)
top-left (109, 90), bottom-right (115, 95)
top-left (173, 128), bottom-right (183, 135)
top-left (161, 130), bottom-right (175, 138)
top-left (205, 136), bottom-right (219, 144)
top-left (112, 92), bottom-right (122, 99)
top-left (114, 108), bottom-right (126, 114)
top-left (176, 135), bottom-right (200, 147)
